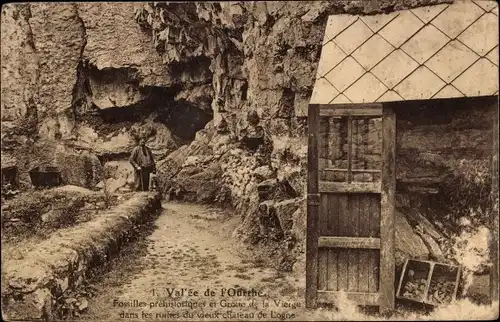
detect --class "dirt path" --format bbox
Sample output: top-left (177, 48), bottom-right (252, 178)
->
top-left (75, 202), bottom-right (312, 322)
top-left (72, 202), bottom-right (497, 322)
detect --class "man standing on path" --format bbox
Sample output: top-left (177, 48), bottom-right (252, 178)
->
top-left (129, 137), bottom-right (156, 191)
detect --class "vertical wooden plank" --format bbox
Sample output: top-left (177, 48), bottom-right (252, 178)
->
top-left (329, 118), bottom-right (337, 165)
top-left (319, 117), bottom-right (326, 159)
top-left (318, 250), bottom-right (328, 291)
top-left (318, 195), bottom-right (329, 290)
top-left (491, 100), bottom-right (499, 303)
top-left (352, 118), bottom-right (358, 171)
top-left (306, 104), bottom-right (320, 308)
top-left (348, 195), bottom-right (360, 291)
top-left (319, 194), bottom-right (329, 236)
top-left (337, 194), bottom-right (349, 290)
top-left (368, 194), bottom-right (383, 292)
top-left (327, 249), bottom-right (339, 291)
top-left (325, 116), bottom-right (330, 168)
top-left (347, 116), bottom-right (353, 183)
top-left (364, 118), bottom-right (370, 172)
top-left (319, 117), bottom-right (326, 180)
top-left (379, 105), bottom-right (396, 310)
top-left (368, 196), bottom-right (379, 292)
top-left (325, 193), bottom-right (332, 235)
top-left (369, 195), bottom-right (381, 239)
top-left (358, 196), bottom-right (370, 292)
top-left (330, 193), bottom-right (340, 236)
top-left (327, 194), bottom-right (339, 291)
top-left (338, 250), bottom-right (349, 291)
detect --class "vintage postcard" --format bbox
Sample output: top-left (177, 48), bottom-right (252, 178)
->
top-left (1, 1), bottom-right (498, 321)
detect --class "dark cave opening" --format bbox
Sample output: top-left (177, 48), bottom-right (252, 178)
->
top-left (80, 84), bottom-right (213, 142)
top-left (155, 101), bottom-right (213, 141)
top-left (75, 75), bottom-right (212, 146)
top-left (70, 61), bottom-right (214, 165)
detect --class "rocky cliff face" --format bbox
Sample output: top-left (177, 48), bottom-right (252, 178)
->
top-left (4, 0), bottom-right (493, 272)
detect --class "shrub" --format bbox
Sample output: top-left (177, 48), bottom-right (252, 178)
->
top-left (434, 159), bottom-right (492, 231)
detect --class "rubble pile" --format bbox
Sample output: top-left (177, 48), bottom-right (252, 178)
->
top-left (427, 278), bottom-right (455, 305)
top-left (402, 277), bottom-right (428, 301)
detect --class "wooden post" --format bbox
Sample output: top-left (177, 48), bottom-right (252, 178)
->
top-left (306, 104), bottom-right (320, 308)
top-left (491, 100), bottom-right (499, 304)
top-left (380, 105), bottom-right (396, 311)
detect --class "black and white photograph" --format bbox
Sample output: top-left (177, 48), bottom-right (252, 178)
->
top-left (1, 1), bottom-right (499, 321)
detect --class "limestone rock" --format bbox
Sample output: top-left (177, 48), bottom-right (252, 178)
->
top-left (175, 84), bottom-right (214, 112)
top-left (256, 179), bottom-right (280, 201)
top-left (103, 161), bottom-right (134, 188)
top-left (274, 198), bottom-right (301, 233)
top-left (395, 210), bottom-right (430, 268)
top-left (1, 4), bottom-right (38, 122)
top-left (253, 165), bottom-right (274, 182)
top-left (232, 203), bottom-right (261, 244)
top-left (41, 210), bottom-right (57, 224)
top-left (291, 205), bottom-right (306, 243)
top-left (74, 121), bottom-right (181, 160)
top-left (41, 197), bottom-right (84, 227)
top-left (277, 165), bottom-right (305, 197)
top-left (105, 177), bottom-right (128, 194)
top-left (77, 3), bottom-right (172, 87)
top-left (88, 68), bottom-right (150, 109)
top-left (54, 146), bottom-right (103, 188)
top-left (4, 260), bottom-right (53, 294)
top-left (257, 200), bottom-right (284, 240)
top-left (172, 165), bottom-right (222, 203)
top-left (196, 179), bottom-right (219, 203)
top-left (177, 166), bottom-right (204, 178)
top-left (29, 3), bottom-right (86, 137)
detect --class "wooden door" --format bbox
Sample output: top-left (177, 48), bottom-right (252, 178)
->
top-left (306, 103), bottom-right (396, 310)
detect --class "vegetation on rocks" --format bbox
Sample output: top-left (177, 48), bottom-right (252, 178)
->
top-left (4, 190), bottom-right (80, 233)
top-left (1, 187), bottom-right (120, 253)
top-left (1, 192), bottom-right (161, 321)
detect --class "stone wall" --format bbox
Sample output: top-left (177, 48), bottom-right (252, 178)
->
top-left (1, 192), bottom-right (161, 321)
top-left (395, 97), bottom-right (495, 206)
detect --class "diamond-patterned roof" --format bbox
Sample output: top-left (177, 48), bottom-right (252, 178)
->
top-left (311, 0), bottom-right (499, 105)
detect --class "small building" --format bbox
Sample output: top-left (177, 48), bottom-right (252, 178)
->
top-left (306, 0), bottom-right (498, 311)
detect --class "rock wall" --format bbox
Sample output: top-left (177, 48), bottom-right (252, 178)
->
top-left (3, 0), bottom-right (495, 272)
top-left (1, 4), bottom-right (38, 126)
top-left (29, 3), bottom-right (86, 139)
top-left (1, 2), bottom-right (215, 190)
top-left (395, 97), bottom-right (495, 237)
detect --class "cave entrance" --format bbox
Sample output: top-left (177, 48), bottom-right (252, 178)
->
top-left (72, 63), bottom-right (214, 193)
top-left (74, 62), bottom-right (213, 144)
